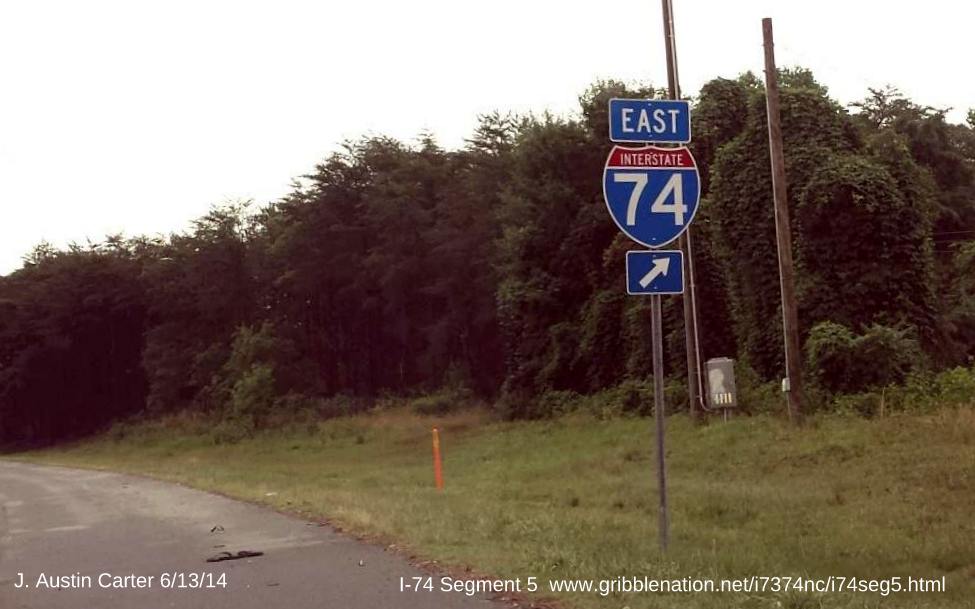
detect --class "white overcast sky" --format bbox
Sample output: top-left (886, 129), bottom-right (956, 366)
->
top-left (1, 0), bottom-right (972, 275)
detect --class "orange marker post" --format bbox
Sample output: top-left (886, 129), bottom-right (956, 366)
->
top-left (432, 427), bottom-right (444, 491)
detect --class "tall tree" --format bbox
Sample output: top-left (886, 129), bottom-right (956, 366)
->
top-left (0, 247), bottom-right (146, 445)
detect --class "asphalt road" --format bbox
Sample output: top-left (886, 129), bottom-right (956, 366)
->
top-left (0, 461), bottom-right (498, 609)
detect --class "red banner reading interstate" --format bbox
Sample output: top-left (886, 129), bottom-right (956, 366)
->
top-left (606, 146), bottom-right (695, 169)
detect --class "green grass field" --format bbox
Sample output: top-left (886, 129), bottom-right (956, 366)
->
top-left (10, 407), bottom-right (975, 609)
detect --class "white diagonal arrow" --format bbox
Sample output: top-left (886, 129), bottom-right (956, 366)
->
top-left (639, 257), bottom-right (671, 288)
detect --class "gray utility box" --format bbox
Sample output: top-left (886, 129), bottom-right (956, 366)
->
top-left (706, 357), bottom-right (737, 409)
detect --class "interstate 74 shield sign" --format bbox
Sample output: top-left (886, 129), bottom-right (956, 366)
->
top-left (602, 145), bottom-right (701, 248)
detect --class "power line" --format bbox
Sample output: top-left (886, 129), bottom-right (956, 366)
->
top-left (933, 230), bottom-right (975, 236)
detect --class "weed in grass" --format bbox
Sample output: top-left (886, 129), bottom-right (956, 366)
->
top-left (621, 448), bottom-right (644, 462)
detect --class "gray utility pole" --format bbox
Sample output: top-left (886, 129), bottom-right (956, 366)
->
top-left (648, 0), bottom-right (688, 553)
top-left (661, 0), bottom-right (702, 422)
top-left (761, 18), bottom-right (803, 423)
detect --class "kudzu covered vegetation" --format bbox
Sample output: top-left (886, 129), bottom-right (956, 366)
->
top-left (2, 71), bottom-right (974, 446)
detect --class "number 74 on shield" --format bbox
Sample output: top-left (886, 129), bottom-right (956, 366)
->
top-left (613, 172), bottom-right (687, 226)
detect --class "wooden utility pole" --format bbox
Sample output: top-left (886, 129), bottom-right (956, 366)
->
top-left (661, 0), bottom-right (702, 422)
top-left (761, 18), bottom-right (803, 423)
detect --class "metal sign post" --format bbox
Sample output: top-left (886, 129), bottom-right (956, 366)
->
top-left (650, 294), bottom-right (669, 550)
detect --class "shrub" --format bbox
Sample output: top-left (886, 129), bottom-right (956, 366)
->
top-left (107, 421), bottom-right (130, 442)
top-left (885, 366), bottom-right (975, 413)
top-left (574, 380), bottom-right (655, 419)
top-left (210, 416), bottom-right (254, 445)
top-left (319, 394), bottom-right (370, 418)
top-left (230, 364), bottom-right (276, 420)
top-left (806, 321), bottom-right (920, 394)
top-left (832, 392), bottom-right (883, 417)
top-left (854, 324), bottom-right (922, 387)
top-left (805, 321), bottom-right (855, 392)
top-left (410, 385), bottom-right (476, 416)
top-left (613, 379), bottom-right (655, 417)
top-left (733, 361), bottom-right (783, 414)
top-left (664, 379), bottom-right (689, 414)
top-left (827, 365), bottom-right (975, 416)
top-left (202, 322), bottom-right (320, 421)
top-left (932, 366), bottom-right (975, 407)
top-left (261, 393), bottom-right (327, 428)
top-left (271, 392), bottom-right (320, 414)
top-left (499, 388), bottom-right (583, 420)
top-left (410, 391), bottom-right (457, 416)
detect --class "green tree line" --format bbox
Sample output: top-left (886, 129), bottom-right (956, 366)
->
top-left (2, 73), bottom-right (973, 445)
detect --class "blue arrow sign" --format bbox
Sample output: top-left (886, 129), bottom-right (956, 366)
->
top-left (603, 145), bottom-right (701, 248)
top-left (608, 98), bottom-right (691, 143)
top-left (626, 250), bottom-right (684, 295)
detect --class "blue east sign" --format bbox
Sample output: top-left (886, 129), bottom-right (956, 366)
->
top-left (602, 145), bottom-right (701, 248)
top-left (626, 250), bottom-right (684, 295)
top-left (608, 98), bottom-right (691, 143)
